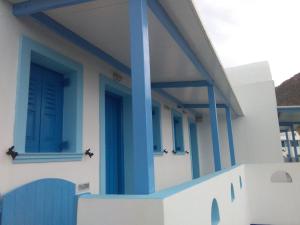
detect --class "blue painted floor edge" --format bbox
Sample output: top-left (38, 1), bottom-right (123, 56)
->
top-left (81, 164), bottom-right (241, 200)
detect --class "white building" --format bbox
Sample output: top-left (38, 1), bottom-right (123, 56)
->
top-left (0, 1), bottom-right (296, 225)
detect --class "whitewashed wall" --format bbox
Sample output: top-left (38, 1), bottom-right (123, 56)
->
top-left (245, 163), bottom-right (300, 225)
top-left (0, 1), bottom-right (194, 194)
top-left (78, 165), bottom-right (250, 225)
top-left (227, 62), bottom-right (283, 164)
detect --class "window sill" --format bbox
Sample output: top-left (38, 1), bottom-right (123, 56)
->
top-left (13, 152), bottom-right (83, 164)
top-left (154, 151), bottom-right (164, 156)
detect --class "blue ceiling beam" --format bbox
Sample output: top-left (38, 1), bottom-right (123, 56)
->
top-left (182, 104), bottom-right (227, 109)
top-left (31, 13), bottom-right (131, 75)
top-left (151, 80), bottom-right (209, 89)
top-left (13, 0), bottom-right (94, 16)
top-left (147, 0), bottom-right (214, 85)
top-left (279, 122), bottom-right (300, 126)
top-left (277, 107), bottom-right (300, 113)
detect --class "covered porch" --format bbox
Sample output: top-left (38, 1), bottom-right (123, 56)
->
top-left (9, 0), bottom-right (242, 194)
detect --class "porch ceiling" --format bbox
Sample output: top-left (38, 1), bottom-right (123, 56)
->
top-left (278, 106), bottom-right (300, 129)
top-left (17, 0), bottom-right (243, 116)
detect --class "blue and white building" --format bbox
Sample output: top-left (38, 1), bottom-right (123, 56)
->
top-left (0, 1), bottom-right (296, 225)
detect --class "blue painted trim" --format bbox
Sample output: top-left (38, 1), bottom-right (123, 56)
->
top-left (152, 100), bottom-right (163, 154)
top-left (151, 80), bottom-right (209, 89)
top-left (285, 131), bottom-right (292, 161)
top-left (277, 106), bottom-right (300, 113)
top-left (13, 153), bottom-right (83, 163)
top-left (81, 165), bottom-right (239, 199)
top-left (208, 85), bottom-right (221, 171)
top-left (31, 12), bottom-right (131, 75)
top-left (13, 36), bottom-right (83, 162)
top-left (147, 0), bottom-right (213, 85)
top-left (171, 110), bottom-right (185, 154)
top-left (280, 122), bottom-right (300, 126)
top-left (13, 0), bottom-right (94, 16)
top-left (99, 75), bottom-right (134, 195)
top-left (189, 121), bottom-right (200, 178)
top-left (183, 103), bottom-right (227, 109)
top-left (290, 125), bottom-right (299, 162)
top-left (129, 0), bottom-right (155, 194)
top-left (225, 107), bottom-right (236, 166)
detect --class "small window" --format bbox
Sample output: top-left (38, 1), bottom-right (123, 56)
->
top-left (239, 176), bottom-right (243, 189)
top-left (172, 111), bottom-right (184, 153)
top-left (152, 104), bottom-right (162, 153)
top-left (281, 140), bottom-right (285, 147)
top-left (13, 37), bottom-right (83, 163)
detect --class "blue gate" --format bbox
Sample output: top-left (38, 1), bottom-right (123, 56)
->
top-left (1, 179), bottom-right (77, 225)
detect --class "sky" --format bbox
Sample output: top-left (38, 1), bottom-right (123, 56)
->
top-left (194, 0), bottom-right (300, 86)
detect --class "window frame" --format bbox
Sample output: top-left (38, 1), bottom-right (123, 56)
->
top-left (152, 101), bottom-right (163, 155)
top-left (171, 110), bottom-right (185, 154)
top-left (13, 36), bottom-right (83, 163)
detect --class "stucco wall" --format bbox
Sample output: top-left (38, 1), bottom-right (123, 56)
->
top-left (0, 1), bottom-right (194, 194)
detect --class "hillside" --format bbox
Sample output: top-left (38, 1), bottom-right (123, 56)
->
top-left (276, 73), bottom-right (300, 106)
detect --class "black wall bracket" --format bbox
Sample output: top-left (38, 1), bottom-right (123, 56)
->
top-left (6, 146), bottom-right (18, 160)
top-left (85, 149), bottom-right (94, 158)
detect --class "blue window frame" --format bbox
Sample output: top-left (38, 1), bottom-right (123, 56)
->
top-left (13, 36), bottom-right (83, 163)
top-left (152, 102), bottom-right (162, 153)
top-left (172, 110), bottom-right (184, 153)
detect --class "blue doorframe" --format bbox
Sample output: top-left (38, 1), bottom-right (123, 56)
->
top-left (105, 91), bottom-right (124, 194)
top-left (99, 75), bottom-right (134, 195)
top-left (189, 121), bottom-right (200, 179)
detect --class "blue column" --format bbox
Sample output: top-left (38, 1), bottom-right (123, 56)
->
top-left (290, 125), bottom-right (298, 162)
top-left (129, 0), bottom-right (155, 194)
top-left (225, 106), bottom-right (236, 166)
top-left (285, 131), bottom-right (292, 162)
top-left (208, 85), bottom-right (222, 171)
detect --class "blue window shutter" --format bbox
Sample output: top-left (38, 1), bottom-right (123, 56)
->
top-left (39, 67), bottom-right (64, 152)
top-left (173, 114), bottom-right (184, 152)
top-left (25, 64), bottom-right (43, 152)
top-left (152, 106), bottom-right (161, 152)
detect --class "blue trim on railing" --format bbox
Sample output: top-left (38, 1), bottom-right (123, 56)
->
top-left (151, 80), bottom-right (209, 89)
top-left (13, 0), bottom-right (94, 16)
top-left (31, 12), bottom-right (131, 75)
top-left (81, 165), bottom-right (239, 200)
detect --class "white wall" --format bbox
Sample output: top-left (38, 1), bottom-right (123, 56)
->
top-left (245, 163), bottom-right (300, 225)
top-left (78, 165), bottom-right (250, 225)
top-left (0, 1), bottom-right (194, 194)
top-left (226, 62), bottom-right (283, 164)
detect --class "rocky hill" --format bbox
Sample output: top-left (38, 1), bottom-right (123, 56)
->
top-left (276, 73), bottom-right (300, 106)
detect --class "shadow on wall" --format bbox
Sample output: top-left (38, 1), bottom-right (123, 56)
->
top-left (270, 171), bottom-right (292, 183)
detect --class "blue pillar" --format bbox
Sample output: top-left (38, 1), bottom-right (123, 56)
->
top-left (285, 131), bottom-right (292, 162)
top-left (129, 0), bottom-right (155, 194)
top-left (208, 85), bottom-right (222, 171)
top-left (290, 125), bottom-right (299, 162)
top-left (225, 106), bottom-right (236, 166)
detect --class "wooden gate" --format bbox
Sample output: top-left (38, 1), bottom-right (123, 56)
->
top-left (1, 179), bottom-right (77, 225)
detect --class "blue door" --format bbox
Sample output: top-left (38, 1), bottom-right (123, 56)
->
top-left (1, 179), bottom-right (76, 225)
top-left (26, 63), bottom-right (64, 153)
top-left (189, 122), bottom-right (200, 179)
top-left (105, 91), bottom-right (124, 194)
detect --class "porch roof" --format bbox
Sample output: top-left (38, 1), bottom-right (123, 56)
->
top-left (10, 0), bottom-right (243, 116)
top-left (278, 106), bottom-right (300, 131)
